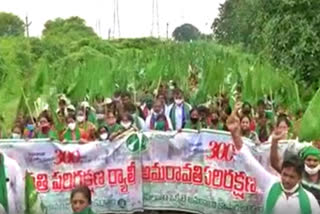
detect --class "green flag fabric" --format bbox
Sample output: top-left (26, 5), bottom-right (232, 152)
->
top-left (264, 182), bottom-right (311, 214)
top-left (25, 172), bottom-right (47, 214)
top-left (73, 207), bottom-right (96, 214)
top-left (0, 154), bottom-right (8, 213)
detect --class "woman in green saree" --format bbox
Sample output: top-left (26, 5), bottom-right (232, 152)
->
top-left (70, 186), bottom-right (95, 214)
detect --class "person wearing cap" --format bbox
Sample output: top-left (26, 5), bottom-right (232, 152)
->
top-left (271, 137), bottom-right (320, 204)
top-left (299, 147), bottom-right (320, 203)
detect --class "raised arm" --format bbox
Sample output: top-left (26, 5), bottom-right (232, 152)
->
top-left (227, 109), bottom-right (278, 190)
top-left (227, 103), bottom-right (243, 151)
top-left (269, 129), bottom-right (285, 173)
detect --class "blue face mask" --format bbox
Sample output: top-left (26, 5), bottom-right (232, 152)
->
top-left (26, 124), bottom-right (34, 131)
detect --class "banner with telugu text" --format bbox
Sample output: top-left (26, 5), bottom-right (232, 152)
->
top-left (0, 130), bottom-right (291, 214)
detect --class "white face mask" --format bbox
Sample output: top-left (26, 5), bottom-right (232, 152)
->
top-left (121, 122), bottom-right (132, 129)
top-left (12, 133), bottom-right (21, 139)
top-left (97, 114), bottom-right (104, 120)
top-left (76, 116), bottom-right (85, 122)
top-left (100, 133), bottom-right (108, 140)
top-left (68, 122), bottom-right (76, 131)
top-left (175, 99), bottom-right (183, 105)
top-left (280, 182), bottom-right (300, 194)
top-left (305, 164), bottom-right (320, 175)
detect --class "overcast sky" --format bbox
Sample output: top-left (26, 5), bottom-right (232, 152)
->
top-left (1, 0), bottom-right (225, 38)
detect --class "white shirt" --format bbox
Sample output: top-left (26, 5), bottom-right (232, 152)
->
top-left (267, 188), bottom-right (320, 214)
top-left (167, 102), bottom-right (191, 130)
top-left (135, 115), bottom-right (147, 131)
top-left (2, 153), bottom-right (25, 214)
top-left (237, 145), bottom-right (320, 214)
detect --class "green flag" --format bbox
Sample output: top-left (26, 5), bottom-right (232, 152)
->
top-left (0, 154), bottom-right (9, 213)
top-left (25, 172), bottom-right (47, 214)
top-left (299, 88), bottom-right (320, 141)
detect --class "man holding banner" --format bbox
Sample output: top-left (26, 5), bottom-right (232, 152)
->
top-left (227, 113), bottom-right (320, 214)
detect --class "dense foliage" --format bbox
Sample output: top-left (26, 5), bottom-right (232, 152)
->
top-left (0, 13), bottom-right (318, 140)
top-left (212, 0), bottom-right (320, 90)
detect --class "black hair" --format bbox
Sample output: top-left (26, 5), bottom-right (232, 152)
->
top-left (242, 101), bottom-right (252, 109)
top-left (123, 102), bottom-right (137, 114)
top-left (257, 99), bottom-right (265, 107)
top-left (120, 112), bottom-right (134, 123)
top-left (240, 114), bottom-right (251, 122)
top-left (121, 91), bottom-right (131, 99)
top-left (281, 155), bottom-right (304, 177)
top-left (224, 105), bottom-right (232, 115)
top-left (276, 115), bottom-right (290, 127)
top-left (66, 114), bottom-right (76, 122)
top-left (197, 105), bottom-right (209, 115)
top-left (189, 108), bottom-right (199, 115)
top-left (70, 186), bottom-right (92, 204)
top-left (173, 88), bottom-right (183, 97)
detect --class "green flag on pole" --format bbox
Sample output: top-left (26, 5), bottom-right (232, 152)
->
top-left (25, 172), bottom-right (47, 214)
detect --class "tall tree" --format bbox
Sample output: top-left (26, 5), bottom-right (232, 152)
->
top-left (42, 16), bottom-right (97, 41)
top-left (212, 0), bottom-right (320, 89)
top-left (172, 23), bottom-right (201, 41)
top-left (0, 12), bottom-right (24, 37)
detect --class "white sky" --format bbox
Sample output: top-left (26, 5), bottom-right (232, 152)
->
top-left (1, 0), bottom-right (225, 38)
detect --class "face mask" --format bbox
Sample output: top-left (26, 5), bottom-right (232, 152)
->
top-left (121, 122), bottom-right (132, 129)
top-left (100, 133), bottom-right (108, 140)
top-left (280, 182), bottom-right (300, 194)
top-left (77, 116), bottom-right (85, 123)
top-left (97, 114), bottom-right (104, 120)
top-left (153, 112), bottom-right (159, 117)
top-left (26, 124), bottom-right (34, 131)
top-left (68, 122), bottom-right (76, 131)
top-left (175, 99), bottom-right (183, 105)
top-left (305, 164), bottom-right (320, 175)
top-left (12, 133), bottom-right (21, 139)
top-left (190, 117), bottom-right (199, 124)
top-left (41, 124), bottom-right (50, 134)
top-left (113, 97), bottom-right (121, 102)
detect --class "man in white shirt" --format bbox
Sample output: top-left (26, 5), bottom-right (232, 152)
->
top-left (167, 89), bottom-right (191, 130)
top-left (227, 113), bottom-right (320, 214)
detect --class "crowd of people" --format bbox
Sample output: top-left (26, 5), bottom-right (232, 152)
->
top-left (2, 82), bottom-right (320, 214)
top-left (0, 83), bottom-right (306, 146)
